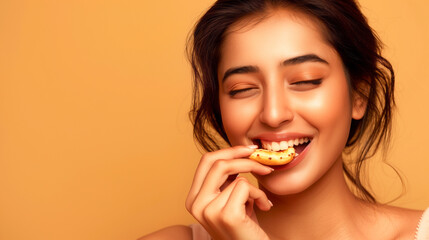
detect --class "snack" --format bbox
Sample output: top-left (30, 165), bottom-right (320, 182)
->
top-left (249, 147), bottom-right (296, 166)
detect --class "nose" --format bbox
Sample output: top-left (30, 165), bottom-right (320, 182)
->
top-left (259, 85), bottom-right (294, 128)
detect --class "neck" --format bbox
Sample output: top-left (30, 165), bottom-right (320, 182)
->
top-left (255, 157), bottom-right (374, 240)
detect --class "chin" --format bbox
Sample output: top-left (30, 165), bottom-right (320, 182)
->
top-left (256, 171), bottom-right (315, 196)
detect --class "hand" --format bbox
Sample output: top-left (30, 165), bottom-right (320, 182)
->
top-left (185, 146), bottom-right (274, 240)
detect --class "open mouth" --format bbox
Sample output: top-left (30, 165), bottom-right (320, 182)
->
top-left (253, 137), bottom-right (311, 155)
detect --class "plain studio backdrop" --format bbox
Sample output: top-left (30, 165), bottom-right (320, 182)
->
top-left (0, 0), bottom-right (428, 239)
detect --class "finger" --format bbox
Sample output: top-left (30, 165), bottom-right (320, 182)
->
top-left (198, 158), bottom-right (273, 198)
top-left (224, 178), bottom-right (272, 219)
top-left (186, 145), bottom-right (257, 210)
top-left (191, 176), bottom-right (242, 226)
top-left (201, 177), bottom-right (241, 224)
top-left (192, 145), bottom-right (258, 191)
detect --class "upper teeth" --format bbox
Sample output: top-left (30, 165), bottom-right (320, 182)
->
top-left (261, 137), bottom-right (310, 152)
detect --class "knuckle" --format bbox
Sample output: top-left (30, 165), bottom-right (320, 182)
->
top-left (237, 181), bottom-right (249, 191)
top-left (212, 159), bottom-right (228, 170)
top-left (200, 152), bottom-right (222, 167)
top-left (200, 152), bottom-right (214, 163)
top-left (236, 177), bottom-right (249, 185)
top-left (188, 197), bottom-right (202, 216)
top-left (185, 198), bottom-right (192, 212)
top-left (189, 203), bottom-right (201, 217)
top-left (202, 205), bottom-right (216, 220)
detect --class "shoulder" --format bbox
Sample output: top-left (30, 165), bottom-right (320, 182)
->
top-left (379, 205), bottom-right (425, 240)
top-left (138, 225), bottom-right (193, 240)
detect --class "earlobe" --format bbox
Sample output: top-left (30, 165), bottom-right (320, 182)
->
top-left (352, 92), bottom-right (367, 120)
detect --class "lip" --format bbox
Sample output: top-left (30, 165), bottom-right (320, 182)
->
top-left (251, 132), bottom-right (313, 144)
top-left (270, 140), bottom-right (312, 171)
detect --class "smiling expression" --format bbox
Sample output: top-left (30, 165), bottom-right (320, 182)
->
top-left (217, 9), bottom-right (365, 195)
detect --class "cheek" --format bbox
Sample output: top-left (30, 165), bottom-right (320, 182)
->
top-left (220, 98), bottom-right (259, 145)
top-left (295, 80), bottom-right (353, 141)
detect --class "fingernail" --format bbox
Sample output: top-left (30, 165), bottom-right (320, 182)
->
top-left (266, 167), bottom-right (275, 172)
top-left (247, 145), bottom-right (258, 149)
top-left (268, 200), bottom-right (273, 207)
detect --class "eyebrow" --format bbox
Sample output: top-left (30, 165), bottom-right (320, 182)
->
top-left (222, 54), bottom-right (329, 82)
top-left (282, 54), bottom-right (328, 66)
top-left (222, 65), bottom-right (259, 82)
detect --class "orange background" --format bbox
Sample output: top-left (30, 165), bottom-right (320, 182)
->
top-left (0, 0), bottom-right (428, 239)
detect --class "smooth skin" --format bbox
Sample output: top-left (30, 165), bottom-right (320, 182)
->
top-left (139, 8), bottom-right (423, 240)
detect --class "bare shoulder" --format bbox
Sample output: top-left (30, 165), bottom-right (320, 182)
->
top-left (138, 225), bottom-right (193, 240)
top-left (380, 205), bottom-right (425, 240)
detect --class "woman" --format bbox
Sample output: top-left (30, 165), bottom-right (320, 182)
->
top-left (141, 0), bottom-right (428, 239)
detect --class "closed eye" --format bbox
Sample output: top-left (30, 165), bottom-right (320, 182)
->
top-left (228, 88), bottom-right (259, 97)
top-left (292, 79), bottom-right (322, 85)
top-left (290, 79), bottom-right (322, 91)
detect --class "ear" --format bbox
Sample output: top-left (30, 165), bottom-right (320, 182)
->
top-left (351, 91), bottom-right (367, 120)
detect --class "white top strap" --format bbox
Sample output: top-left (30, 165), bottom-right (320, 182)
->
top-left (415, 208), bottom-right (429, 240)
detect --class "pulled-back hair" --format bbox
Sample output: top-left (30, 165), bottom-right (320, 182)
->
top-left (187, 0), bottom-right (395, 202)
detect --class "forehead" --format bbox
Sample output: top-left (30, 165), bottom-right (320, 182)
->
top-left (218, 9), bottom-right (335, 70)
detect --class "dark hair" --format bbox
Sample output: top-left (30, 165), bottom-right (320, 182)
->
top-left (187, 0), bottom-right (395, 202)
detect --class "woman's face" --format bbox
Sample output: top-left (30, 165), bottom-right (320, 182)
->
top-left (217, 9), bottom-right (365, 195)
